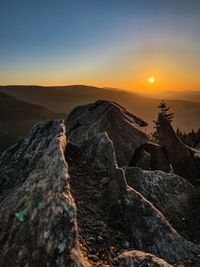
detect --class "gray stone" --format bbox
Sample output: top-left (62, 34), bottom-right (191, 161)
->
top-left (66, 100), bottom-right (148, 167)
top-left (123, 167), bottom-right (195, 227)
top-left (0, 120), bottom-right (88, 267)
top-left (123, 185), bottom-right (199, 264)
top-left (129, 143), bottom-right (170, 172)
top-left (157, 116), bottom-right (200, 184)
top-left (66, 132), bottom-right (200, 265)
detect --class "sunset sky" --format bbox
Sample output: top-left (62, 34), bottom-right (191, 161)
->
top-left (0, 0), bottom-right (199, 95)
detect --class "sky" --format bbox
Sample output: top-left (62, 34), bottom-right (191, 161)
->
top-left (0, 0), bottom-right (200, 95)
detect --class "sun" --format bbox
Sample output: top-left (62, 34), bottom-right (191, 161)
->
top-left (148, 77), bottom-right (156, 84)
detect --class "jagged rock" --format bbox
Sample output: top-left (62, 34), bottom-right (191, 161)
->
top-left (157, 116), bottom-right (200, 184)
top-left (66, 100), bottom-right (148, 166)
top-left (123, 167), bottom-right (195, 228)
top-left (129, 143), bottom-right (170, 172)
top-left (66, 132), bottom-right (200, 265)
top-left (0, 120), bottom-right (88, 267)
top-left (66, 132), bottom-right (118, 172)
top-left (66, 132), bottom-right (127, 207)
top-left (1, 101), bottom-right (200, 267)
top-left (116, 250), bottom-right (174, 267)
top-left (124, 185), bottom-right (199, 264)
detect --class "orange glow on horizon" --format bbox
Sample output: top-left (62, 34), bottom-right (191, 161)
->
top-left (1, 66), bottom-right (198, 97)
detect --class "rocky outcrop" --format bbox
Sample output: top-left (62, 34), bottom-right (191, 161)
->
top-left (157, 116), bottom-right (200, 184)
top-left (123, 185), bottom-right (199, 264)
top-left (0, 120), bottom-right (88, 267)
top-left (123, 167), bottom-right (195, 228)
top-left (116, 250), bottom-right (174, 267)
top-left (66, 100), bottom-right (148, 167)
top-left (129, 142), bottom-right (170, 172)
top-left (66, 131), bottom-right (200, 265)
top-left (129, 114), bottom-right (200, 183)
top-left (1, 101), bottom-right (200, 267)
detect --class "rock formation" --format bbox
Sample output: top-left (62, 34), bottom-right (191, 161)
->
top-left (129, 142), bottom-right (170, 172)
top-left (66, 131), bottom-right (199, 265)
top-left (123, 167), bottom-right (195, 228)
top-left (1, 100), bottom-right (200, 267)
top-left (157, 115), bottom-right (200, 185)
top-left (0, 120), bottom-right (88, 267)
top-left (66, 100), bottom-right (148, 166)
top-left (128, 112), bottom-right (200, 186)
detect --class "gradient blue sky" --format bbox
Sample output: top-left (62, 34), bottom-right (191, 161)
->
top-left (0, 0), bottom-right (200, 93)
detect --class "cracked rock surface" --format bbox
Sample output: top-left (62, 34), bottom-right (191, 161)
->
top-left (123, 167), bottom-right (195, 230)
top-left (66, 100), bottom-right (148, 167)
top-left (0, 120), bottom-right (88, 267)
top-left (66, 127), bottom-right (199, 266)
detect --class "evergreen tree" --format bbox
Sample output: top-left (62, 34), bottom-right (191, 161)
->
top-left (153, 100), bottom-right (174, 127)
top-left (151, 100), bottom-right (174, 143)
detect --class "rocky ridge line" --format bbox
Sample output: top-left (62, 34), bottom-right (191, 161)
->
top-left (0, 120), bottom-right (88, 267)
top-left (0, 100), bottom-right (200, 267)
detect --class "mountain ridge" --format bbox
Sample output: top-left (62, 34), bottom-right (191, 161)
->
top-left (0, 85), bottom-right (200, 132)
top-left (0, 91), bottom-right (65, 152)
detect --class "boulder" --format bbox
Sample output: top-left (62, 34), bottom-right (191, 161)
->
top-left (123, 185), bottom-right (199, 264)
top-left (123, 167), bottom-right (195, 228)
top-left (0, 120), bottom-right (88, 267)
top-left (157, 115), bottom-right (200, 184)
top-left (66, 100), bottom-right (148, 167)
top-left (116, 250), bottom-right (174, 267)
top-left (66, 132), bottom-right (118, 172)
top-left (129, 142), bottom-right (170, 172)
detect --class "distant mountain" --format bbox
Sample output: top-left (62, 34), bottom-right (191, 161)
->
top-left (0, 92), bottom-right (65, 152)
top-left (0, 85), bottom-right (200, 132)
top-left (152, 90), bottom-right (200, 103)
